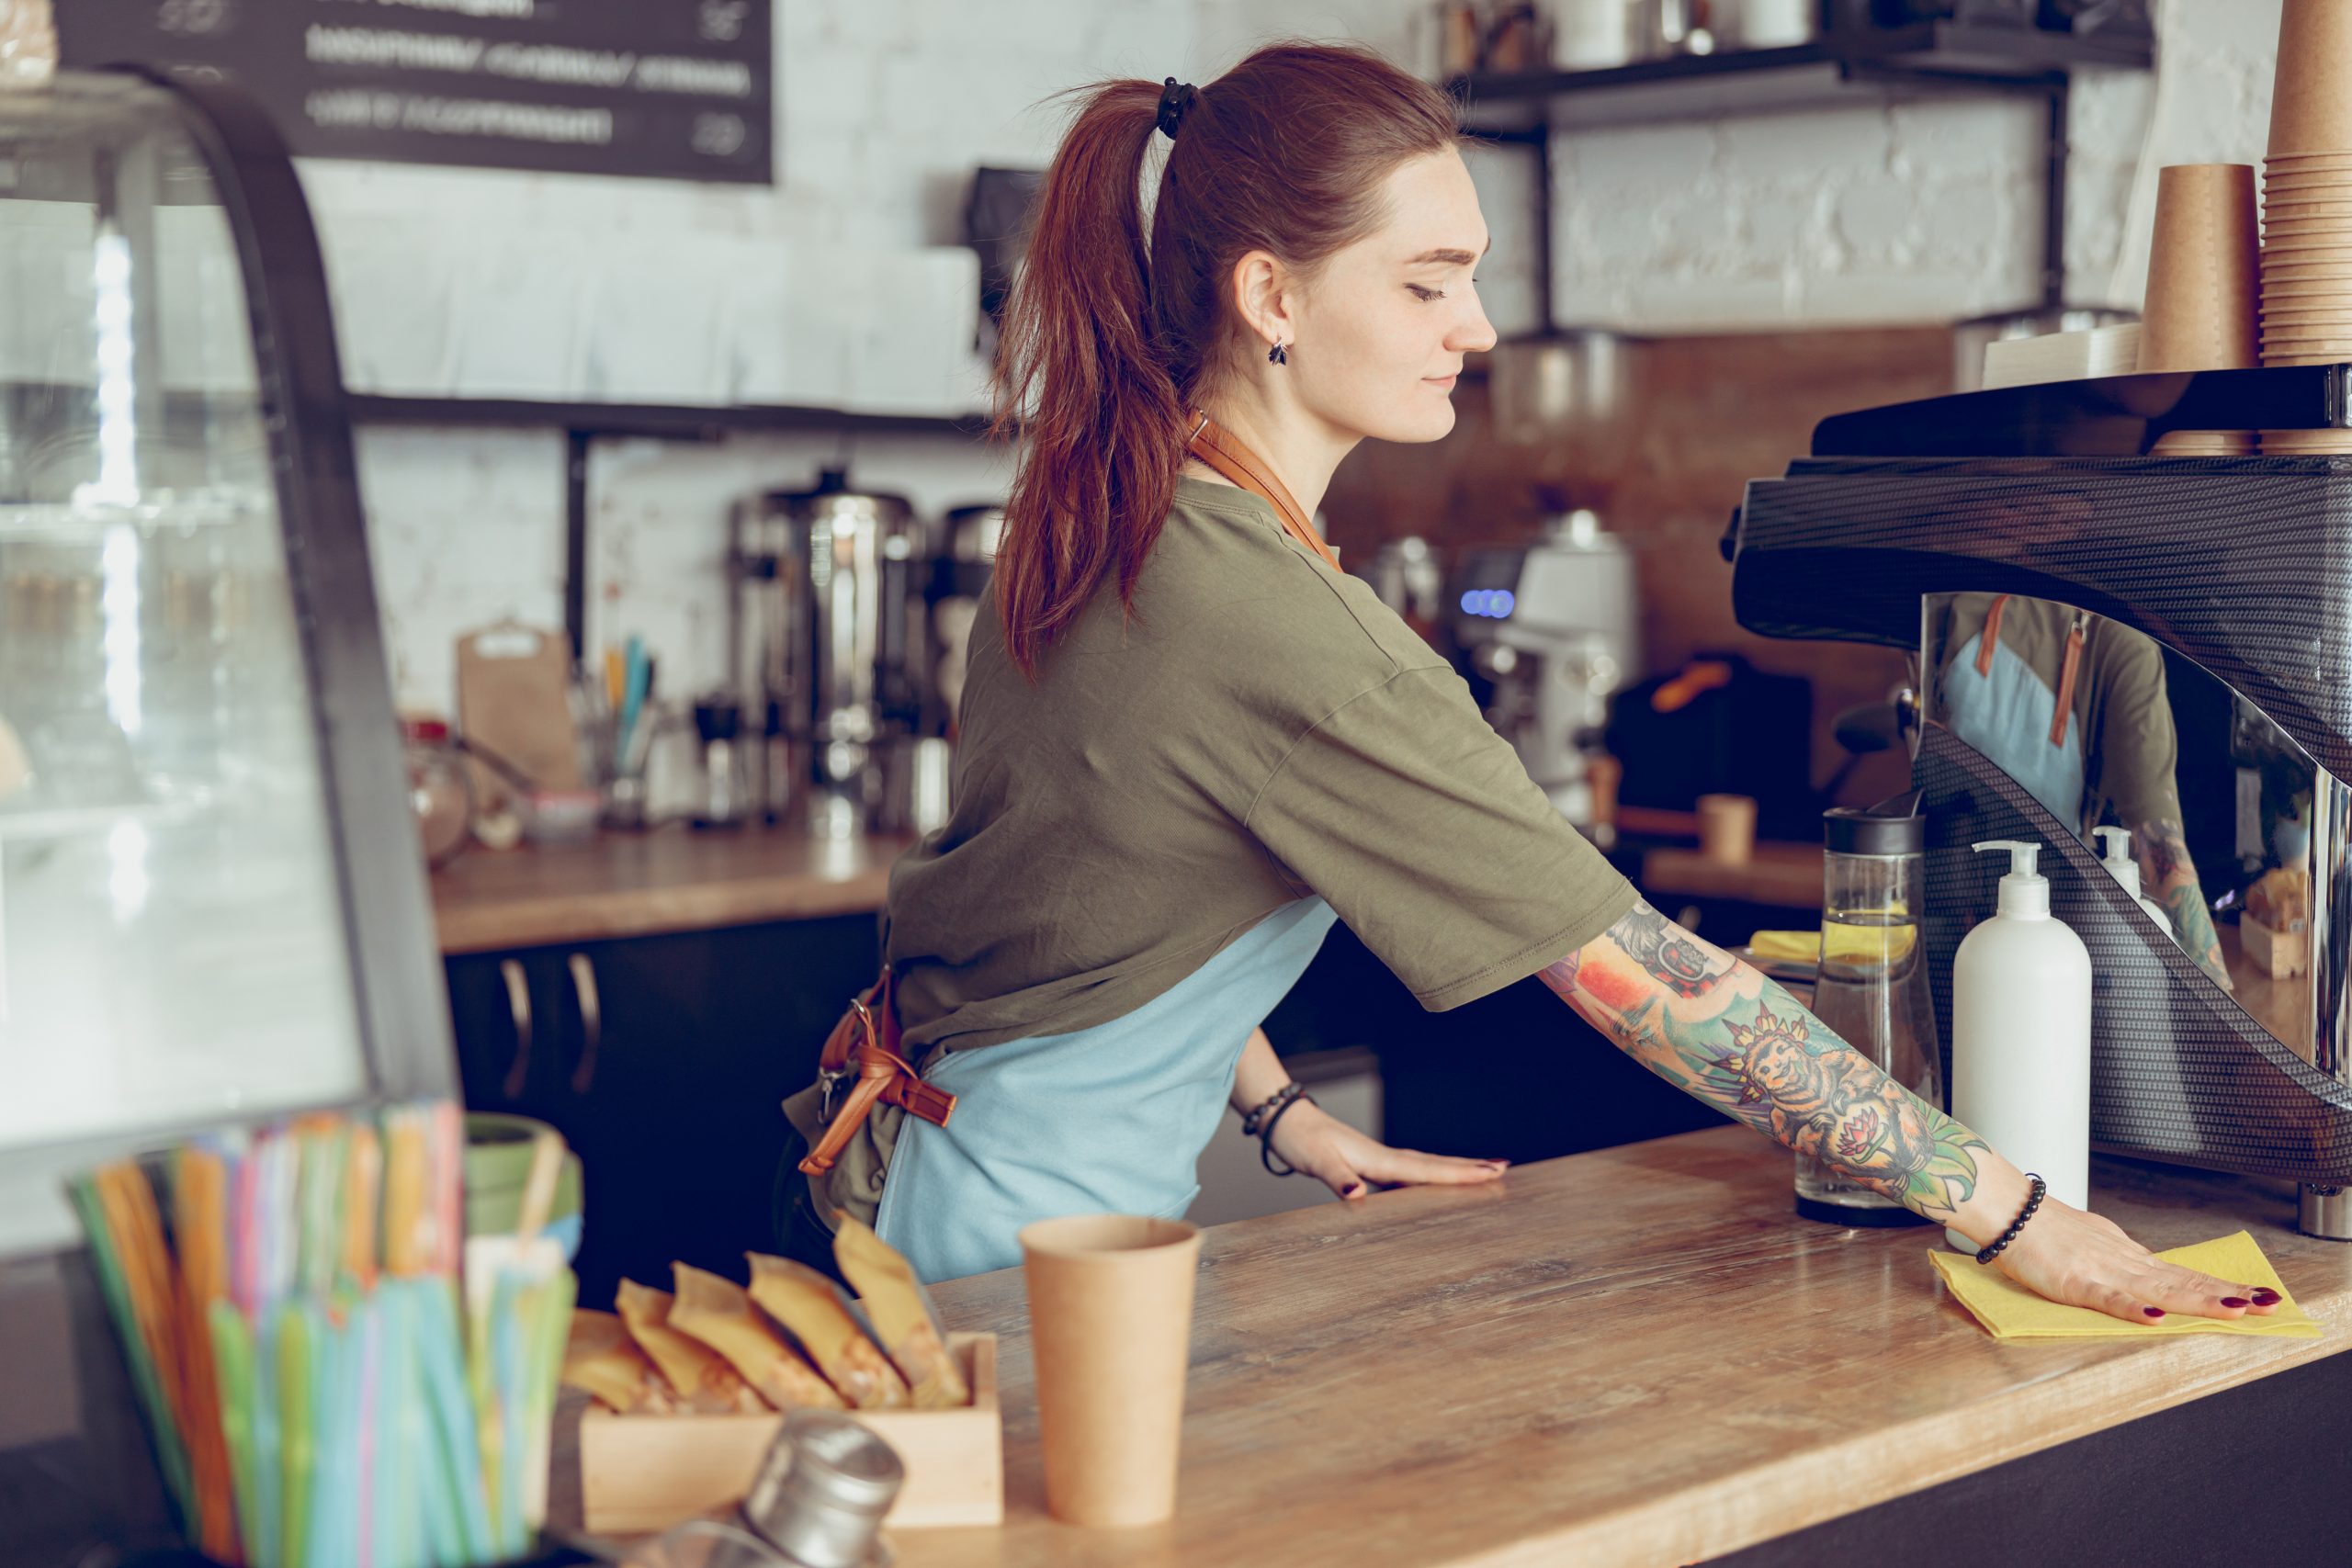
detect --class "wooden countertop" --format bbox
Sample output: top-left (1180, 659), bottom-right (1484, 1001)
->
top-left (1640, 840), bottom-right (1826, 909)
top-left (429, 828), bottom-right (908, 954)
top-left (842, 1122), bottom-right (2343, 1568)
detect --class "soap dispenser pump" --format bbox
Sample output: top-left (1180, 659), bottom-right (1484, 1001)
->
top-left (1944, 839), bottom-right (2093, 1254)
top-left (2092, 826), bottom-right (2176, 937)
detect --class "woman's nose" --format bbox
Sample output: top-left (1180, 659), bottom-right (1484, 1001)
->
top-left (1453, 300), bottom-right (1498, 355)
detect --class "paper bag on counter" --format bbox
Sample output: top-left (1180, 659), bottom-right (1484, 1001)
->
top-left (615, 1279), bottom-right (766, 1413)
top-left (563, 1308), bottom-right (677, 1414)
top-left (667, 1263), bottom-right (844, 1411)
top-left (831, 1216), bottom-right (970, 1409)
top-left (747, 1252), bottom-right (910, 1410)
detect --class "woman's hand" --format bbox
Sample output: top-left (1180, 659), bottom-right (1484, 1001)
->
top-left (1266, 1099), bottom-right (1509, 1201)
top-left (1991, 1194), bottom-right (2283, 1324)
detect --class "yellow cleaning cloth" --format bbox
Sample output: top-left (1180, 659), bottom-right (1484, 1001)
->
top-left (1748, 925), bottom-right (1920, 969)
top-left (1929, 1229), bottom-right (2324, 1339)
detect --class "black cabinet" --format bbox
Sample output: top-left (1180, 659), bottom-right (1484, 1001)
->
top-left (447, 912), bottom-right (880, 1309)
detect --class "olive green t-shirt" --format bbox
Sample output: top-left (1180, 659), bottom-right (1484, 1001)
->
top-left (785, 476), bottom-right (1638, 1227)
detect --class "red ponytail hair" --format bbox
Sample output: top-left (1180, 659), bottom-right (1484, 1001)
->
top-left (988, 41), bottom-right (1461, 678)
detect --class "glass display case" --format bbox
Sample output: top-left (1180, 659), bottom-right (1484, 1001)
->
top-left (0, 65), bottom-right (451, 1560)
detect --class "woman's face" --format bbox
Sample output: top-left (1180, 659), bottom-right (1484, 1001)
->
top-left (1278, 148), bottom-right (1498, 444)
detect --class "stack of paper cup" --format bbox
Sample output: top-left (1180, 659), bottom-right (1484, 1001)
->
top-left (2261, 0), bottom-right (2352, 452)
top-left (2141, 164), bottom-right (2259, 456)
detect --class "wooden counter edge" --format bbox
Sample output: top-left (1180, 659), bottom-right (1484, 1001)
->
top-left (1445, 1294), bottom-right (2348, 1568)
top-left (435, 869), bottom-right (892, 954)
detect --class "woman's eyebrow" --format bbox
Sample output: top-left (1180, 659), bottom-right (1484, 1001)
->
top-left (1403, 238), bottom-right (1494, 265)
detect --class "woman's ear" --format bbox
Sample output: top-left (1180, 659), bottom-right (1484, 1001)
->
top-left (1229, 249), bottom-right (1296, 354)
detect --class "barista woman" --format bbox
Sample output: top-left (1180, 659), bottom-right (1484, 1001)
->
top-left (778, 42), bottom-right (2281, 1327)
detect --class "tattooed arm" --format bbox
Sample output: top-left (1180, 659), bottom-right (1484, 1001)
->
top-left (2132, 818), bottom-right (2233, 992)
top-left (1541, 897), bottom-right (2282, 1324)
top-left (1540, 898), bottom-right (2019, 1237)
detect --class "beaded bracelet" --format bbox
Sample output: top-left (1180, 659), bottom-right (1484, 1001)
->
top-left (1974, 1172), bottom-right (2048, 1265)
top-left (1239, 1081), bottom-right (1300, 1139)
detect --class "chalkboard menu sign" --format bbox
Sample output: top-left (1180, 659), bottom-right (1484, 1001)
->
top-left (58, 0), bottom-right (774, 185)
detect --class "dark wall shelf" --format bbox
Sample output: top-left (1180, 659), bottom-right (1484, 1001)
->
top-left (1448, 19), bottom-right (2151, 131)
top-left (1447, 19), bottom-right (2154, 327)
top-left (342, 393), bottom-right (993, 661)
top-left (344, 394), bottom-right (990, 442)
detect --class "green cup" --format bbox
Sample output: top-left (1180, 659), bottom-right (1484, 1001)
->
top-left (464, 1112), bottom-right (584, 1260)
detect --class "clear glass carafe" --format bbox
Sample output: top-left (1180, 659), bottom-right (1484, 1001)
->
top-left (1795, 794), bottom-right (1942, 1226)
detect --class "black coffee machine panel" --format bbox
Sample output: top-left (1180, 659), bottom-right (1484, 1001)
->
top-left (1727, 365), bottom-right (2352, 1239)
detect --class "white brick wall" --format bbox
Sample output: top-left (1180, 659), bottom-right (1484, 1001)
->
top-left (339, 0), bottom-right (2278, 717)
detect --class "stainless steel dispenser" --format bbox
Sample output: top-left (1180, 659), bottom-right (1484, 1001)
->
top-left (928, 501), bottom-right (1003, 737)
top-left (731, 467), bottom-right (928, 836)
top-left (1726, 364), bottom-right (2352, 1239)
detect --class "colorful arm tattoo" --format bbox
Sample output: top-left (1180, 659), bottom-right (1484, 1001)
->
top-left (2133, 818), bottom-right (2233, 990)
top-left (1538, 899), bottom-right (1995, 1224)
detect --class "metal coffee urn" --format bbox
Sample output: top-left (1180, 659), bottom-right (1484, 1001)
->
top-left (729, 467), bottom-right (927, 837)
top-left (1726, 363), bottom-right (2352, 1239)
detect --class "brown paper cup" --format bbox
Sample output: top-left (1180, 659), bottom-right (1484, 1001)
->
top-left (1020, 1214), bottom-right (1204, 1528)
top-left (2267, 152), bottom-right (2352, 171)
top-left (2141, 164), bottom-right (2259, 371)
top-left (1696, 793), bottom-right (1758, 866)
top-left (2269, 0), bottom-right (2352, 156)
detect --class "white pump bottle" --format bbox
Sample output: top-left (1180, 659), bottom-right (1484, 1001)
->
top-left (1943, 840), bottom-right (2093, 1254)
top-left (2092, 825), bottom-right (2177, 942)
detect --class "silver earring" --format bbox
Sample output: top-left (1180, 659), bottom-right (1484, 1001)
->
top-left (1268, 340), bottom-right (1288, 366)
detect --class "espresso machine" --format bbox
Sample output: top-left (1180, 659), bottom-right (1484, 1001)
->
top-left (1726, 364), bottom-right (2352, 1238)
top-left (1446, 505), bottom-right (1637, 831)
top-left (729, 467), bottom-right (929, 836)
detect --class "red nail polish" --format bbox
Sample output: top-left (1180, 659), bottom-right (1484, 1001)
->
top-left (2143, 1306), bottom-right (2165, 1317)
top-left (2221, 1296), bottom-right (2249, 1308)
top-left (2252, 1288), bottom-right (2281, 1304)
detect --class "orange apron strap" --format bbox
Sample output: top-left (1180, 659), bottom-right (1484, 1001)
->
top-left (798, 967), bottom-right (956, 1177)
top-left (2050, 612), bottom-right (2086, 750)
top-left (1186, 412), bottom-right (1344, 572)
top-left (1975, 594), bottom-right (2009, 678)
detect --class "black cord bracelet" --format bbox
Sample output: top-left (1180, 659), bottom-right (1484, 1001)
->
top-left (1258, 1085), bottom-right (1316, 1177)
top-left (1973, 1172), bottom-right (2048, 1265)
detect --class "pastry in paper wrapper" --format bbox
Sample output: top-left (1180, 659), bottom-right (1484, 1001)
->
top-left (747, 1251), bottom-right (910, 1409)
top-left (615, 1278), bottom-right (767, 1413)
top-left (668, 1262), bottom-right (845, 1410)
top-left (563, 1307), bottom-right (678, 1414)
top-left (831, 1214), bottom-right (970, 1408)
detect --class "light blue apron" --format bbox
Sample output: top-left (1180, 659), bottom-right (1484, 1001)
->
top-left (873, 895), bottom-right (1340, 1283)
top-left (1944, 627), bottom-right (2086, 836)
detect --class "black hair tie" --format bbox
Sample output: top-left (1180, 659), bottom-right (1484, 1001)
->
top-left (1158, 77), bottom-right (1198, 141)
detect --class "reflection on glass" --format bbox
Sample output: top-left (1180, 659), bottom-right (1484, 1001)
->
top-left (1923, 592), bottom-right (2318, 1059)
top-left (0, 81), bottom-right (366, 1250)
